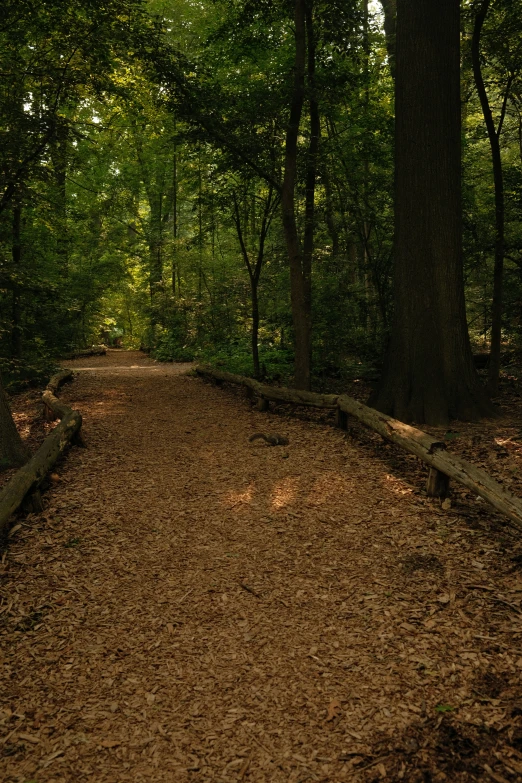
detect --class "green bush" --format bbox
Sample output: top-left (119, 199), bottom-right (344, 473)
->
top-left (195, 342), bottom-right (294, 382)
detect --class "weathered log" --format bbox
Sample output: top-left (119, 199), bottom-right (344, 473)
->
top-left (0, 370), bottom-right (82, 538)
top-left (196, 367), bottom-right (338, 408)
top-left (196, 364), bottom-right (522, 530)
top-left (43, 390), bottom-right (72, 422)
top-left (0, 410), bottom-right (82, 537)
top-left (337, 395), bottom-right (522, 530)
top-left (65, 345), bottom-right (106, 359)
top-left (43, 370), bottom-right (75, 421)
top-left (46, 369), bottom-right (74, 395)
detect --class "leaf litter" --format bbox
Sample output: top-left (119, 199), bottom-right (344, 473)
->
top-left (1, 350), bottom-right (522, 781)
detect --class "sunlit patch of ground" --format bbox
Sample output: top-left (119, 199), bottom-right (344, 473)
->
top-left (1, 351), bottom-right (522, 782)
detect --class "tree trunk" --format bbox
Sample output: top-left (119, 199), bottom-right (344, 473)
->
top-left (11, 200), bottom-right (22, 360)
top-left (303, 1), bottom-right (319, 348)
top-left (471, 0), bottom-right (505, 396)
top-left (281, 0), bottom-right (312, 390)
top-left (50, 120), bottom-right (69, 277)
top-left (370, 0), bottom-right (493, 425)
top-left (172, 146), bottom-right (178, 296)
top-left (250, 279), bottom-right (261, 379)
top-left (0, 374), bottom-right (29, 470)
top-left (232, 186), bottom-right (278, 380)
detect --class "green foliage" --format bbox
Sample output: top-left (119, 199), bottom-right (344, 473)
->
top-left (0, 353), bottom-right (59, 392)
top-left (0, 0), bottom-right (520, 404)
top-left (197, 342), bottom-right (293, 382)
top-left (151, 331), bottom-right (195, 362)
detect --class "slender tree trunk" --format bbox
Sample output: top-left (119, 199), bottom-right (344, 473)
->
top-left (232, 187), bottom-right (278, 379)
top-left (250, 277), bottom-right (261, 379)
top-left (370, 0), bottom-right (493, 425)
top-left (362, 0), bottom-right (372, 330)
top-left (471, 0), bottom-right (505, 395)
top-left (380, 0), bottom-right (397, 79)
top-left (11, 200), bottom-right (22, 360)
top-left (50, 120), bottom-right (69, 277)
top-left (303, 1), bottom-right (319, 330)
top-left (148, 196), bottom-right (164, 330)
top-left (0, 374), bottom-right (29, 469)
top-left (281, 0), bottom-right (311, 390)
top-left (322, 168), bottom-right (340, 258)
top-left (172, 147), bottom-right (178, 296)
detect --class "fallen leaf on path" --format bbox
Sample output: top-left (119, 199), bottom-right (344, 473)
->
top-left (100, 739), bottom-right (121, 748)
top-left (326, 698), bottom-right (342, 721)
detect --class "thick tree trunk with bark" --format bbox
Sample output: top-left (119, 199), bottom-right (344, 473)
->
top-left (371, 0), bottom-right (493, 425)
top-left (0, 375), bottom-right (29, 469)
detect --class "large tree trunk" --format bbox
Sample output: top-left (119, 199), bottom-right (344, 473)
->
top-left (370, 0), bottom-right (493, 425)
top-left (471, 0), bottom-right (505, 396)
top-left (0, 375), bottom-right (29, 469)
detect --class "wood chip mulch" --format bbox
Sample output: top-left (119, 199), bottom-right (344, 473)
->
top-left (1, 350), bottom-right (522, 782)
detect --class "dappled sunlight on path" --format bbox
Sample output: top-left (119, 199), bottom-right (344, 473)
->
top-left (2, 351), bottom-right (522, 782)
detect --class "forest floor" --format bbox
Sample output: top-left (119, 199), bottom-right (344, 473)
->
top-left (2, 350), bottom-right (522, 783)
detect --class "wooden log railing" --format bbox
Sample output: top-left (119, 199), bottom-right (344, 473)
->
top-left (196, 366), bottom-right (522, 531)
top-left (65, 345), bottom-right (106, 359)
top-left (0, 370), bottom-right (82, 539)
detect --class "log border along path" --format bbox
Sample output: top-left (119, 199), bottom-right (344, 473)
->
top-left (196, 366), bottom-right (522, 531)
top-left (0, 370), bottom-right (82, 540)
top-left (1, 351), bottom-right (521, 783)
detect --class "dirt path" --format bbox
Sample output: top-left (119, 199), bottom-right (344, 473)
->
top-left (2, 351), bottom-right (522, 782)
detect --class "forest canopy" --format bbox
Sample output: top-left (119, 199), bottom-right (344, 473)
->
top-left (1, 0), bottom-right (521, 427)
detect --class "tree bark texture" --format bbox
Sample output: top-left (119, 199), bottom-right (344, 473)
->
top-left (471, 0), bottom-right (505, 396)
top-left (371, 0), bottom-right (493, 425)
top-left (0, 375), bottom-right (29, 470)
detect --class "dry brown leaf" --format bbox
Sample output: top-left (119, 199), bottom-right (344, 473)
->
top-left (326, 698), bottom-right (342, 721)
top-left (2, 350), bottom-right (522, 783)
top-left (100, 739), bottom-right (121, 748)
top-left (17, 733), bottom-right (40, 744)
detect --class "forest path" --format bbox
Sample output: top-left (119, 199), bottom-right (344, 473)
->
top-left (2, 351), bottom-right (521, 782)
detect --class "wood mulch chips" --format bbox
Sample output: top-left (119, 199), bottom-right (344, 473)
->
top-left (1, 351), bottom-right (522, 782)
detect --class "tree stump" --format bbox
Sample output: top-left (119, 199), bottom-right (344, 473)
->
top-left (336, 407), bottom-right (349, 430)
top-left (256, 397), bottom-right (270, 412)
top-left (426, 467), bottom-right (450, 498)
